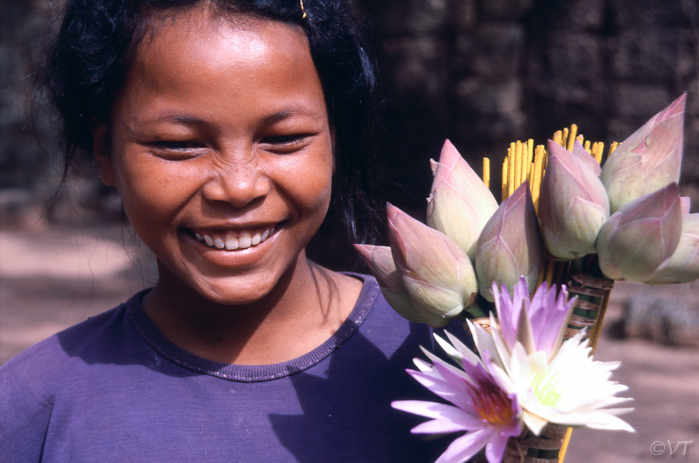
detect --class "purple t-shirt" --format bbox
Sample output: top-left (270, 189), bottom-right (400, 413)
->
top-left (0, 275), bottom-right (466, 462)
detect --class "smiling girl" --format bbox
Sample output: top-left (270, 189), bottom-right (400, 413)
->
top-left (0, 1), bottom-right (450, 461)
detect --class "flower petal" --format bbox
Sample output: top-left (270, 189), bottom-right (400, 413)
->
top-left (436, 428), bottom-right (495, 463)
top-left (391, 400), bottom-right (483, 432)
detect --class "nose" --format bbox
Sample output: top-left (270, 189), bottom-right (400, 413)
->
top-left (201, 158), bottom-right (271, 209)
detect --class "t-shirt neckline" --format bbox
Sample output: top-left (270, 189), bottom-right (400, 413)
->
top-left (125, 273), bottom-right (379, 382)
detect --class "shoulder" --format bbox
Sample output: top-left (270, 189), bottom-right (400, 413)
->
top-left (1, 295), bottom-right (137, 374)
top-left (1, 303), bottom-right (124, 373)
top-left (336, 272), bottom-right (467, 368)
top-left (0, 295), bottom-right (140, 461)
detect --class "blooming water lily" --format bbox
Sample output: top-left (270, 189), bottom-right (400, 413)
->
top-left (475, 183), bottom-right (542, 302)
top-left (393, 277), bottom-right (633, 463)
top-left (392, 333), bottom-right (521, 463)
top-left (427, 140), bottom-right (499, 258)
top-left (488, 333), bottom-right (634, 435)
top-left (490, 277), bottom-right (575, 361)
top-left (485, 278), bottom-right (633, 435)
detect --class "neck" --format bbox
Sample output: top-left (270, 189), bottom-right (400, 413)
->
top-left (143, 257), bottom-right (361, 364)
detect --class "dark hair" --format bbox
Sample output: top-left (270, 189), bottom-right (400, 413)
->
top-left (44, 0), bottom-right (385, 265)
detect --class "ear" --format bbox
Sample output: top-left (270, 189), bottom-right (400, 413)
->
top-left (92, 122), bottom-right (117, 186)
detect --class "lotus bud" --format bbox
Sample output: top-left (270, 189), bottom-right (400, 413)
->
top-left (354, 244), bottom-right (451, 326)
top-left (680, 196), bottom-right (691, 215)
top-left (388, 204), bottom-right (478, 323)
top-left (354, 244), bottom-right (403, 289)
top-left (600, 93), bottom-right (686, 213)
top-left (571, 140), bottom-right (601, 175)
top-left (475, 182), bottom-right (542, 301)
top-left (539, 141), bottom-right (610, 259)
top-left (596, 183), bottom-right (682, 281)
top-left (426, 140), bottom-right (499, 258)
top-left (644, 213), bottom-right (699, 285)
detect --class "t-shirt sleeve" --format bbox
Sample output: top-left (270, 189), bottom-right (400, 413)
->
top-left (0, 344), bottom-right (57, 462)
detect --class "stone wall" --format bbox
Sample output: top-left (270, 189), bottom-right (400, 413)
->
top-left (1, 0), bottom-right (698, 224)
top-left (355, 0), bottom-right (699, 208)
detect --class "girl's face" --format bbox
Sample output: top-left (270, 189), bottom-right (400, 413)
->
top-left (95, 9), bottom-right (334, 306)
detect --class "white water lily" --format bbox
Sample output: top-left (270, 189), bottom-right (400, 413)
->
top-left (487, 332), bottom-right (634, 435)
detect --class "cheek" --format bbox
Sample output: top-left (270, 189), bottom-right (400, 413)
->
top-left (113, 158), bottom-right (199, 224)
top-left (286, 154), bottom-right (334, 216)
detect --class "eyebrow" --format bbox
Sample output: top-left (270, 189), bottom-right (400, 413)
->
top-left (141, 106), bottom-right (325, 127)
top-left (262, 107), bottom-right (325, 124)
top-left (141, 114), bottom-right (211, 127)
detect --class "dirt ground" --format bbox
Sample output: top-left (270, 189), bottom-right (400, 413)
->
top-left (1, 223), bottom-right (698, 462)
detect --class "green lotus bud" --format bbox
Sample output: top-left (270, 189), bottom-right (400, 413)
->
top-left (354, 244), bottom-right (403, 289)
top-left (388, 203), bottom-right (478, 322)
top-left (427, 140), bottom-right (499, 258)
top-left (354, 244), bottom-right (450, 326)
top-left (539, 140), bottom-right (610, 259)
top-left (475, 182), bottom-right (542, 302)
top-left (644, 213), bottom-right (699, 285)
top-left (601, 93), bottom-right (686, 213)
top-left (596, 183), bottom-right (682, 281)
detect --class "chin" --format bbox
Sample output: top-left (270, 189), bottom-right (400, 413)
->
top-left (193, 276), bottom-right (278, 308)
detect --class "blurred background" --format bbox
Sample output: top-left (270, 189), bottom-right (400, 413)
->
top-left (1, 0), bottom-right (699, 461)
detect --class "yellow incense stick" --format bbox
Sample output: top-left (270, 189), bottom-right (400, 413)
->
top-left (483, 157), bottom-right (491, 190)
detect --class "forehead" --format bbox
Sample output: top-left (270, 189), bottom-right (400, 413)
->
top-left (140, 8), bottom-right (308, 62)
top-left (116, 7), bottom-right (327, 124)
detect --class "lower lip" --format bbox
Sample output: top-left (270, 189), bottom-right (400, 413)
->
top-left (183, 227), bottom-right (280, 267)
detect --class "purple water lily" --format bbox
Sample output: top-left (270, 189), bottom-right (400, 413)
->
top-left (492, 277), bottom-right (575, 361)
top-left (392, 335), bottom-right (521, 463)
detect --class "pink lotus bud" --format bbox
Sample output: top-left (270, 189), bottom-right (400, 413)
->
top-left (354, 244), bottom-right (451, 326)
top-left (596, 183), bottom-right (683, 281)
top-left (644, 213), bottom-right (699, 285)
top-left (601, 93), bottom-right (686, 213)
top-left (475, 182), bottom-right (543, 301)
top-left (680, 196), bottom-right (691, 215)
top-left (571, 140), bottom-right (602, 175)
top-left (388, 204), bottom-right (478, 322)
top-left (539, 141), bottom-right (610, 259)
top-left (426, 140), bottom-right (499, 258)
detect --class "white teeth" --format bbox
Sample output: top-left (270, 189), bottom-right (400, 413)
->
top-left (239, 233), bottom-right (252, 249)
top-left (225, 234), bottom-right (239, 250)
top-left (195, 226), bottom-right (275, 251)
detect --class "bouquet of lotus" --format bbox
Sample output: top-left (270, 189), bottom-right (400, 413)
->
top-left (355, 94), bottom-right (697, 462)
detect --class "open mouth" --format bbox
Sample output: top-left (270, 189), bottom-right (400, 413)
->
top-left (192, 225), bottom-right (277, 251)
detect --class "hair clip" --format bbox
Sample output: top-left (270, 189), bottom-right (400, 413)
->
top-left (300, 0), bottom-right (307, 19)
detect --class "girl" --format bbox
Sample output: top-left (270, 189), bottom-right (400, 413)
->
top-left (0, 0), bottom-right (455, 461)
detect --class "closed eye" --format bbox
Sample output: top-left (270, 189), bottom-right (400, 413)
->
top-left (147, 141), bottom-right (207, 160)
top-left (149, 141), bottom-right (204, 150)
top-left (260, 134), bottom-right (312, 153)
